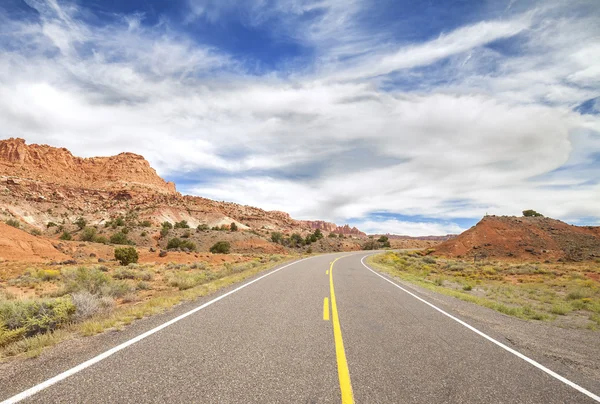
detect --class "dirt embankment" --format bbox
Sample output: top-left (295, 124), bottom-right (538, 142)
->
top-left (0, 223), bottom-right (70, 262)
top-left (433, 215), bottom-right (600, 261)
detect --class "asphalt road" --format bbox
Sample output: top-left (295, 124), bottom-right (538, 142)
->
top-left (2, 252), bottom-right (599, 403)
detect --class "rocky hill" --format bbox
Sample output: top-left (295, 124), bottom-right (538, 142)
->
top-left (0, 138), bottom-right (377, 258)
top-left (432, 215), bottom-right (600, 261)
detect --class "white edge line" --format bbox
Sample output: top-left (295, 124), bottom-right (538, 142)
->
top-left (2, 256), bottom-right (314, 404)
top-left (360, 255), bottom-right (600, 403)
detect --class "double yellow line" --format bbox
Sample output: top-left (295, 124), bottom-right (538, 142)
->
top-left (324, 257), bottom-right (354, 404)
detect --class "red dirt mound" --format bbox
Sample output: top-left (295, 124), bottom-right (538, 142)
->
top-left (0, 223), bottom-right (70, 262)
top-left (433, 216), bottom-right (600, 262)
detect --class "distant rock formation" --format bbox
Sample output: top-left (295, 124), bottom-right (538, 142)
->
top-left (300, 220), bottom-right (366, 236)
top-left (0, 138), bottom-right (176, 194)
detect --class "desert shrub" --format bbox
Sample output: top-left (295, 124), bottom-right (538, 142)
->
top-left (0, 297), bottom-right (75, 339)
top-left (71, 292), bottom-right (114, 321)
top-left (314, 229), bottom-right (323, 239)
top-left (328, 233), bottom-right (337, 238)
top-left (377, 236), bottom-right (389, 243)
top-left (197, 224), bottom-right (210, 232)
top-left (167, 238), bottom-right (196, 251)
top-left (174, 220), bottom-right (190, 229)
top-left (181, 231), bottom-right (191, 239)
top-left (422, 256), bottom-right (437, 264)
top-left (46, 222), bottom-right (57, 228)
top-left (35, 269), bottom-right (61, 281)
top-left (210, 241), bottom-right (231, 254)
top-left (114, 217), bottom-right (125, 226)
top-left (110, 232), bottom-right (132, 245)
top-left (166, 271), bottom-right (217, 290)
top-left (114, 247), bottom-right (139, 266)
top-left (230, 222), bottom-right (238, 232)
top-left (59, 231), bottom-right (72, 241)
top-left (80, 227), bottom-right (97, 242)
top-left (162, 221), bottom-right (173, 229)
top-left (6, 219), bottom-right (20, 228)
top-left (523, 209), bottom-right (543, 217)
top-left (362, 240), bottom-right (378, 250)
top-left (271, 232), bottom-right (284, 244)
top-left (61, 267), bottom-right (110, 295)
top-left (189, 262), bottom-right (208, 270)
top-left (139, 220), bottom-right (152, 227)
top-left (95, 236), bottom-right (108, 245)
top-left (289, 233), bottom-right (305, 247)
top-left (160, 227), bottom-right (169, 237)
top-left (121, 227), bottom-right (130, 234)
top-left (136, 281), bottom-right (151, 290)
top-left (29, 228), bottom-right (42, 236)
top-left (74, 217), bottom-right (87, 230)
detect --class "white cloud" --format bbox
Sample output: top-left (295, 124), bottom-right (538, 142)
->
top-left (0, 0), bottom-right (599, 233)
top-left (349, 219), bottom-right (466, 237)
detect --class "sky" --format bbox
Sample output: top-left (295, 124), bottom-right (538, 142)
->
top-left (0, 0), bottom-right (599, 236)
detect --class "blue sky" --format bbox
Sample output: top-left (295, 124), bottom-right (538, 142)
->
top-left (0, 0), bottom-right (599, 235)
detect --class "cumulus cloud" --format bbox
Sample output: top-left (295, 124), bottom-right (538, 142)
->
top-left (0, 0), bottom-right (599, 235)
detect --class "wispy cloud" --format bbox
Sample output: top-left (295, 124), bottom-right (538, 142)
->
top-left (0, 0), bottom-right (599, 235)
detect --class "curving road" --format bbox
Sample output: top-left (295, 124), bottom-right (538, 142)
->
top-left (1, 252), bottom-right (599, 403)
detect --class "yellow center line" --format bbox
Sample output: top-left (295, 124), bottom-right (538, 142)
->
top-left (323, 297), bottom-right (330, 321)
top-left (329, 256), bottom-right (354, 404)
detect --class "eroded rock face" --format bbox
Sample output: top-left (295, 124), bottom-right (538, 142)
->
top-left (0, 138), bottom-right (176, 194)
top-left (301, 220), bottom-right (366, 236)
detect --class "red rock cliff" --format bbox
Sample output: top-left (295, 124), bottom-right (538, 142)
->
top-left (0, 138), bottom-right (176, 194)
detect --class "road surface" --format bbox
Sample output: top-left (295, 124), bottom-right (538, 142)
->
top-left (1, 252), bottom-right (599, 403)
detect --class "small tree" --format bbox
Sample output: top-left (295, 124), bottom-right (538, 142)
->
top-left (314, 229), bottom-right (323, 239)
top-left (377, 236), bottom-right (389, 243)
top-left (110, 232), bottom-right (130, 245)
top-left (197, 224), bottom-right (210, 232)
top-left (523, 209), bottom-right (543, 217)
top-left (174, 220), bottom-right (190, 229)
top-left (60, 231), bottom-right (72, 241)
top-left (80, 227), bottom-right (97, 242)
top-left (328, 233), bottom-right (337, 238)
top-left (271, 232), bottom-right (283, 244)
top-left (75, 217), bottom-right (87, 230)
top-left (162, 221), bottom-right (173, 229)
top-left (210, 241), bottom-right (231, 254)
top-left (230, 222), bottom-right (238, 232)
top-left (114, 247), bottom-right (139, 265)
top-left (167, 238), bottom-right (182, 249)
top-left (139, 220), bottom-right (152, 227)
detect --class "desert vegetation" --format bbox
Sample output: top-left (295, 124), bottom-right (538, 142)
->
top-left (369, 252), bottom-right (600, 329)
top-left (0, 254), bottom-right (289, 360)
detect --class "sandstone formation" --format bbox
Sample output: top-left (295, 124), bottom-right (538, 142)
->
top-left (0, 138), bottom-right (176, 194)
top-left (300, 220), bottom-right (366, 236)
top-left (0, 222), bottom-right (70, 262)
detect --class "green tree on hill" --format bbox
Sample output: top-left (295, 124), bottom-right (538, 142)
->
top-left (523, 210), bottom-right (543, 217)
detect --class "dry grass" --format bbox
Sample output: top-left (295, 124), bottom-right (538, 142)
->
top-left (368, 252), bottom-right (600, 328)
top-left (0, 254), bottom-right (295, 360)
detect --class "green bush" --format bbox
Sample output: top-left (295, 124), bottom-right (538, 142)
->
top-left (114, 217), bottom-right (125, 226)
top-left (174, 220), bottom-right (190, 229)
top-left (61, 267), bottom-right (130, 297)
top-left (523, 209), bottom-right (543, 217)
top-left (160, 227), bottom-right (169, 237)
top-left (5, 219), bottom-right (20, 228)
top-left (377, 236), bottom-right (389, 243)
top-left (271, 232), bottom-right (283, 244)
top-left (47, 222), bottom-right (57, 228)
top-left (230, 222), bottom-right (238, 232)
top-left (30, 229), bottom-right (42, 236)
top-left (210, 241), bottom-right (231, 254)
top-left (167, 238), bottom-right (196, 251)
top-left (59, 231), bottom-right (72, 241)
top-left (162, 221), bottom-right (173, 229)
top-left (110, 232), bottom-right (132, 245)
top-left (197, 224), bottom-right (210, 232)
top-left (114, 247), bottom-right (139, 266)
top-left (80, 227), bottom-right (97, 242)
top-left (95, 236), bottom-right (108, 244)
top-left (74, 217), bottom-right (87, 230)
top-left (328, 233), bottom-right (337, 238)
top-left (139, 220), bottom-right (152, 228)
top-left (0, 297), bottom-right (75, 340)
